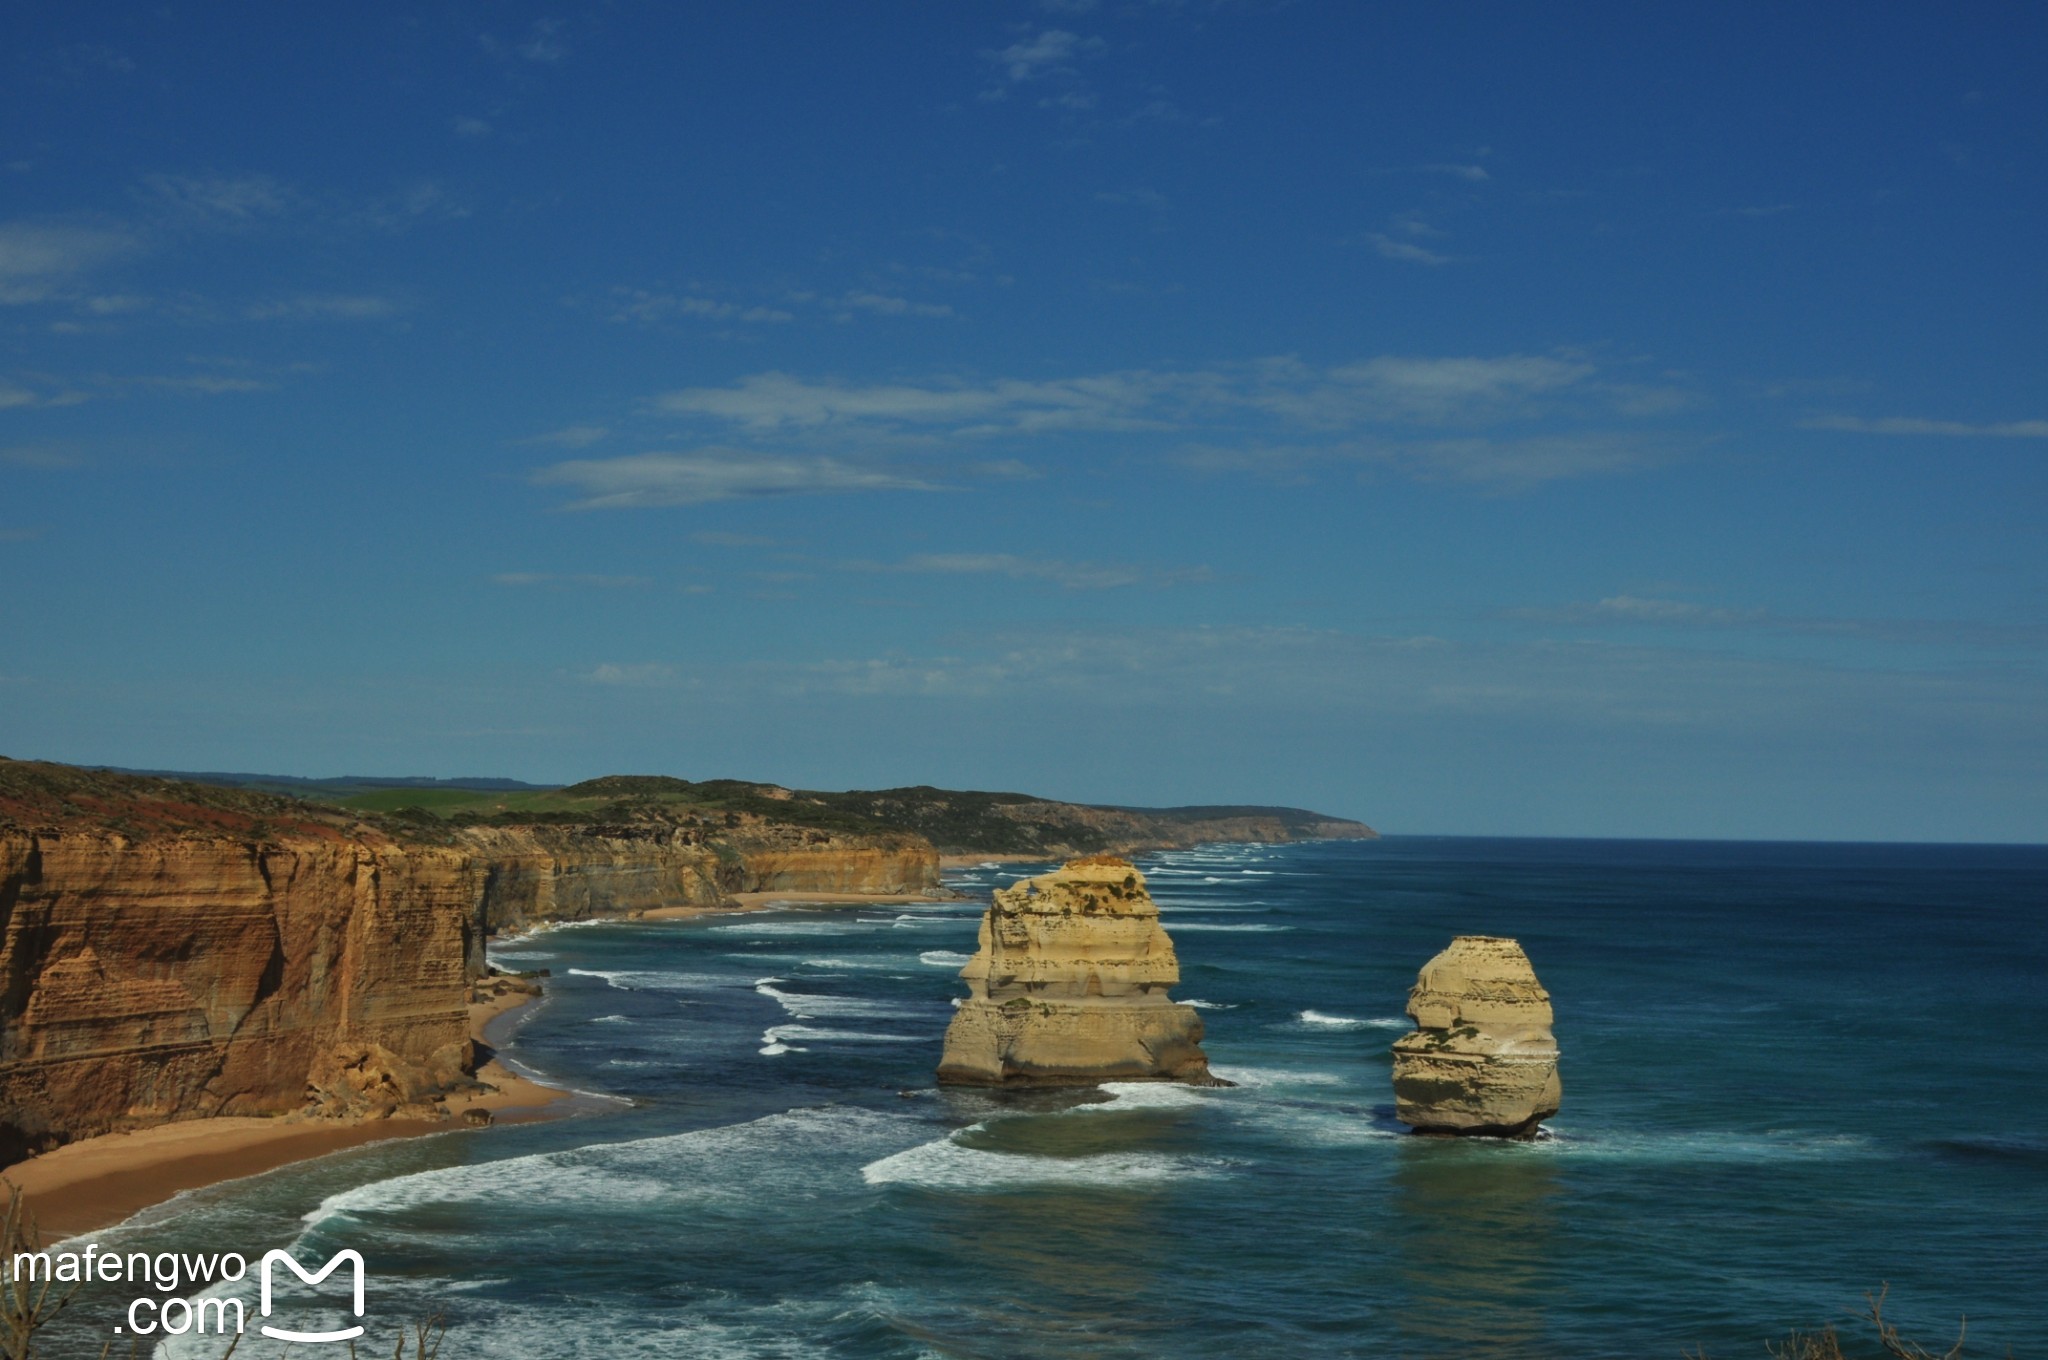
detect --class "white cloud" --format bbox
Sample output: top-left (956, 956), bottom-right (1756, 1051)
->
top-left (1175, 432), bottom-right (1669, 489)
top-left (649, 354), bottom-right (1620, 445)
top-left (492, 572), bottom-right (652, 588)
top-left (834, 291), bottom-right (953, 319)
top-left (142, 173), bottom-right (295, 226)
top-left (524, 424), bottom-right (611, 448)
top-left (454, 116), bottom-right (492, 138)
top-left (1803, 415), bottom-right (2048, 438)
top-left (0, 444), bottom-right (82, 468)
top-left (532, 449), bottom-right (945, 509)
top-left (1423, 163), bottom-right (1490, 181)
top-left (989, 29), bottom-right (1105, 83)
top-left (1096, 187), bottom-right (1170, 211)
top-left (1367, 233), bottom-right (1454, 265)
top-left (860, 553), bottom-right (1210, 591)
top-left (137, 374), bottom-right (273, 394)
top-left (652, 370), bottom-right (1168, 432)
top-left (0, 222), bottom-right (136, 304)
top-left (245, 294), bottom-right (402, 321)
top-left (609, 289), bottom-right (793, 324)
top-left (581, 662), bottom-right (676, 686)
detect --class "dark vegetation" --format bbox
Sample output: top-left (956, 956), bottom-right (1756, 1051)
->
top-left (1, 758), bottom-right (1371, 856)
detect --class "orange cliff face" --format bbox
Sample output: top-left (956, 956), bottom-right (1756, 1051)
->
top-left (0, 760), bottom-right (944, 1160)
top-left (456, 819), bottom-right (940, 934)
top-left (0, 826), bottom-right (479, 1163)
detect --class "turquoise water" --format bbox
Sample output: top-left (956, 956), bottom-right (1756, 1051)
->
top-left (49, 838), bottom-right (2048, 1358)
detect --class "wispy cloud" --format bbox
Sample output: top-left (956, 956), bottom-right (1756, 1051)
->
top-left (1513, 594), bottom-right (2048, 648)
top-left (1423, 163), bottom-right (1490, 181)
top-left (693, 530), bottom-right (783, 548)
top-left (852, 553), bottom-right (1210, 591)
top-left (652, 354), bottom-right (1611, 438)
top-left (142, 173), bottom-right (296, 228)
top-left (523, 424), bottom-right (610, 448)
top-left (1367, 233), bottom-right (1455, 265)
top-left (0, 444), bottom-right (84, 469)
top-left (483, 19), bottom-right (569, 64)
top-left (532, 449), bottom-right (945, 509)
top-left (988, 29), bottom-right (1105, 84)
top-left (1096, 187), bottom-right (1170, 212)
top-left (651, 370), bottom-right (1167, 433)
top-left (608, 289), bottom-right (793, 325)
top-left (833, 291), bottom-right (954, 319)
top-left (0, 527), bottom-right (45, 543)
top-left (1176, 432), bottom-right (1670, 490)
top-left (492, 572), bottom-right (652, 589)
top-left (580, 662), bottom-right (677, 686)
top-left (244, 294), bottom-right (403, 321)
top-left (1802, 415), bottom-right (2048, 438)
top-left (0, 221), bottom-right (137, 304)
top-left (454, 116), bottom-right (492, 139)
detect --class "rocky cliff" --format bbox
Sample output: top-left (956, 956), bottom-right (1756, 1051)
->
top-left (0, 760), bottom-right (945, 1159)
top-left (454, 818), bottom-right (940, 936)
top-left (937, 855), bottom-right (1216, 1087)
top-left (1390, 935), bottom-right (1561, 1139)
top-left (0, 764), bottom-right (479, 1163)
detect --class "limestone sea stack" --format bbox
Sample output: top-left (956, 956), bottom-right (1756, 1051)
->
top-left (1390, 935), bottom-right (1561, 1139)
top-left (937, 855), bottom-right (1218, 1087)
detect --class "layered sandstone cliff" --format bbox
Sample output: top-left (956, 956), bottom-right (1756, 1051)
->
top-left (937, 856), bottom-right (1215, 1086)
top-left (0, 769), bottom-right (480, 1162)
top-left (457, 820), bottom-right (939, 936)
top-left (1390, 935), bottom-right (1561, 1139)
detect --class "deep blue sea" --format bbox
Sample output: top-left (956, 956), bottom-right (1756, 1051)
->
top-left (54, 838), bottom-right (2048, 1358)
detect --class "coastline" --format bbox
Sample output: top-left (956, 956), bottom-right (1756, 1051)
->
top-left (2, 986), bottom-right (567, 1241)
top-left (1, 889), bottom-right (962, 1240)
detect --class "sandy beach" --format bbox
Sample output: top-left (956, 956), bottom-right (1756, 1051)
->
top-left (637, 889), bottom-right (961, 921)
top-left (1, 892), bottom-right (963, 1239)
top-left (1, 986), bottom-right (568, 1240)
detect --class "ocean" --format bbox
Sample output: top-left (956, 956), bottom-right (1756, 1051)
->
top-left (51, 837), bottom-right (2048, 1358)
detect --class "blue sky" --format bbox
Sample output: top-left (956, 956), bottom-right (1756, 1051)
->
top-left (3, 3), bottom-right (2043, 840)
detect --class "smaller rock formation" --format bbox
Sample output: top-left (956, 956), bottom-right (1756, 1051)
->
top-left (1390, 935), bottom-right (1560, 1139)
top-left (937, 856), bottom-right (1217, 1087)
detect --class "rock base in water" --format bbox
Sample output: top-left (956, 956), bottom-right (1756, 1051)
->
top-left (1390, 935), bottom-right (1560, 1138)
top-left (937, 855), bottom-right (1218, 1087)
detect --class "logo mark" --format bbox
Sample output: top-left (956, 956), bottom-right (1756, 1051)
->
top-left (257, 1249), bottom-right (366, 1344)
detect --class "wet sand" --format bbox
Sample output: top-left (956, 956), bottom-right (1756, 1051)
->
top-left (2, 988), bottom-right (568, 1240)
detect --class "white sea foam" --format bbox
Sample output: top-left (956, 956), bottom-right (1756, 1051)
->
top-left (1533, 1128), bottom-right (1883, 1163)
top-left (1298, 1010), bottom-right (1405, 1030)
top-left (861, 1136), bottom-right (1227, 1189)
top-left (918, 950), bottom-right (973, 968)
top-left (1179, 998), bottom-right (1236, 1010)
top-left (1207, 1065), bottom-right (1351, 1089)
top-left (591, 1014), bottom-right (632, 1025)
top-left (1077, 1081), bottom-right (1212, 1112)
top-left (306, 1107), bottom-right (911, 1223)
top-left (708, 919), bottom-right (869, 937)
top-left (486, 949), bottom-right (555, 966)
top-left (759, 1023), bottom-right (922, 1055)
top-left (569, 967), bottom-right (734, 993)
top-left (753, 981), bottom-right (917, 1020)
top-left (1165, 922), bottom-right (1289, 932)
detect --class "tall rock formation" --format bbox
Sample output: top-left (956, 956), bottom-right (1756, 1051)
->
top-left (1390, 935), bottom-right (1561, 1139)
top-left (937, 855), bottom-right (1216, 1087)
top-left (0, 820), bottom-right (479, 1163)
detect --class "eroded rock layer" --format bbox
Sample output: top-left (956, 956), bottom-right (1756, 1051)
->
top-left (1390, 935), bottom-right (1561, 1139)
top-left (0, 827), bottom-right (478, 1161)
top-left (937, 855), bottom-right (1214, 1086)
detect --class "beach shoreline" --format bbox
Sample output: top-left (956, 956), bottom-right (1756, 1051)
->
top-left (1, 985), bottom-right (567, 1241)
top-left (2, 889), bottom-right (970, 1240)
